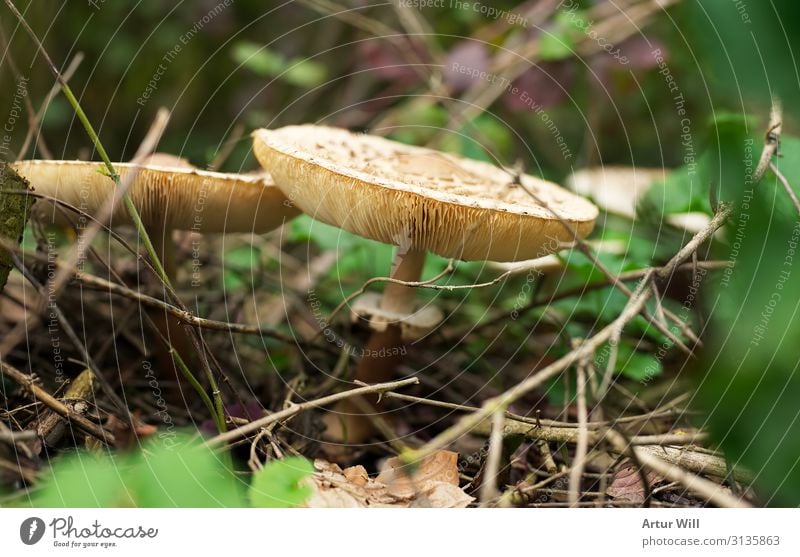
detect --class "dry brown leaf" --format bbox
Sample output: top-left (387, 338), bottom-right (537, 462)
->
top-left (305, 451), bottom-right (473, 508)
top-left (607, 461), bottom-right (663, 503)
top-left (376, 450), bottom-right (460, 499)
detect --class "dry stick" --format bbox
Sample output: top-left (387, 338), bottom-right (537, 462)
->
top-left (18, 53), bottom-right (85, 160)
top-left (516, 175), bottom-right (698, 354)
top-left (568, 362), bottom-right (590, 507)
top-left (10, 253), bottom-right (123, 413)
top-left (754, 99), bottom-right (782, 183)
top-left (655, 206), bottom-right (733, 281)
top-left (479, 409), bottom-right (505, 505)
top-left (769, 161), bottom-right (800, 216)
top-left (384, 387), bottom-right (695, 429)
top-left (1, 7), bottom-right (229, 428)
top-left (75, 265), bottom-right (295, 342)
top-left (477, 417), bottom-right (713, 450)
top-left (0, 111), bottom-right (170, 412)
top-left (452, 261), bottom-right (727, 342)
top-left (0, 426), bottom-right (36, 444)
top-left (405, 203), bottom-right (732, 464)
top-left (0, 235), bottom-right (297, 343)
top-left (0, 360), bottom-right (115, 445)
top-left (404, 272), bottom-right (655, 463)
top-left (207, 377), bottom-right (419, 446)
top-left (604, 429), bottom-right (749, 508)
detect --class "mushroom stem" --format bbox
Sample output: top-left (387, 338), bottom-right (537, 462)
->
top-left (381, 248), bottom-right (426, 314)
top-left (324, 248), bottom-right (427, 446)
top-left (358, 247), bottom-right (426, 385)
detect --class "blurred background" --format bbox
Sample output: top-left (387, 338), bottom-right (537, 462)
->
top-left (0, 0), bottom-right (757, 176)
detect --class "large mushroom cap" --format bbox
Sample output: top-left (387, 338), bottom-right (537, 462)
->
top-left (13, 159), bottom-right (300, 233)
top-left (253, 125), bottom-right (598, 262)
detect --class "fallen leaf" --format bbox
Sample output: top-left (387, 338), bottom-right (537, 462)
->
top-left (305, 451), bottom-right (473, 508)
top-left (607, 461), bottom-right (662, 503)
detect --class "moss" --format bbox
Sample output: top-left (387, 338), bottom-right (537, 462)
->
top-left (0, 161), bottom-right (33, 293)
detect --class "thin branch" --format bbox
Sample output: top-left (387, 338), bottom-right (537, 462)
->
top-left (479, 409), bottom-right (505, 505)
top-left (769, 161), bottom-right (800, 216)
top-left (754, 98), bottom-right (782, 183)
top-left (0, 360), bottom-right (115, 445)
top-left (568, 361), bottom-right (590, 507)
top-left (404, 204), bottom-right (732, 464)
top-left (208, 377), bottom-right (419, 446)
top-left (324, 259), bottom-right (456, 324)
top-left (604, 429), bottom-right (749, 508)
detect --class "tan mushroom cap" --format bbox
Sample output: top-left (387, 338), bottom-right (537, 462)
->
top-left (253, 125), bottom-right (598, 262)
top-left (567, 166), bottom-right (667, 219)
top-left (13, 159), bottom-right (300, 233)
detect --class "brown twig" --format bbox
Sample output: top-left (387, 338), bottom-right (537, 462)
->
top-left (568, 360), bottom-right (590, 507)
top-left (604, 429), bottom-right (749, 508)
top-left (404, 203), bottom-right (732, 464)
top-left (769, 161), bottom-right (800, 217)
top-left (754, 99), bottom-right (782, 183)
top-left (479, 409), bottom-right (505, 505)
top-left (208, 377), bottom-right (420, 446)
top-left (0, 360), bottom-right (115, 445)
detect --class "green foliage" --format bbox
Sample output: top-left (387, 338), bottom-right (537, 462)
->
top-left (29, 434), bottom-right (313, 508)
top-left (223, 244), bottom-right (262, 290)
top-left (698, 137), bottom-right (800, 506)
top-left (32, 436), bottom-right (243, 507)
top-left (33, 452), bottom-right (135, 507)
top-left (249, 457), bottom-right (314, 508)
top-left (232, 41), bottom-right (327, 88)
top-left (539, 10), bottom-right (586, 61)
top-left (686, 0), bottom-right (800, 113)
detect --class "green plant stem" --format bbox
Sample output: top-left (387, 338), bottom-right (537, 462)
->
top-left (59, 88), bottom-right (173, 289)
top-left (170, 348), bottom-right (225, 432)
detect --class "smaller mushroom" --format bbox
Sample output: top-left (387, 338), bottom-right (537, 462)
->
top-left (567, 166), bottom-right (666, 220)
top-left (253, 125), bottom-right (598, 443)
top-left (567, 166), bottom-right (712, 233)
top-left (13, 157), bottom-right (300, 398)
top-left (14, 158), bottom-right (300, 276)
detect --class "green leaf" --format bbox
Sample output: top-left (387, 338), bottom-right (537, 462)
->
top-left (685, 1), bottom-right (800, 114)
top-left (232, 41), bottom-right (285, 76)
top-left (223, 244), bottom-right (260, 289)
top-left (131, 437), bottom-right (244, 507)
top-left (699, 141), bottom-right (800, 505)
top-left (232, 42), bottom-right (327, 88)
top-left (283, 57), bottom-right (328, 88)
top-left (33, 453), bottom-right (134, 507)
top-left (603, 342), bottom-right (663, 382)
top-left (249, 456), bottom-right (314, 508)
top-left (539, 10), bottom-right (585, 61)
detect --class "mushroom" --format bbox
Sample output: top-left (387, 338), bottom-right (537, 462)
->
top-left (13, 158), bottom-right (300, 277)
top-left (13, 157), bottom-right (300, 399)
top-left (253, 125), bottom-right (598, 443)
top-left (567, 165), bottom-right (666, 220)
top-left (567, 166), bottom-right (712, 233)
